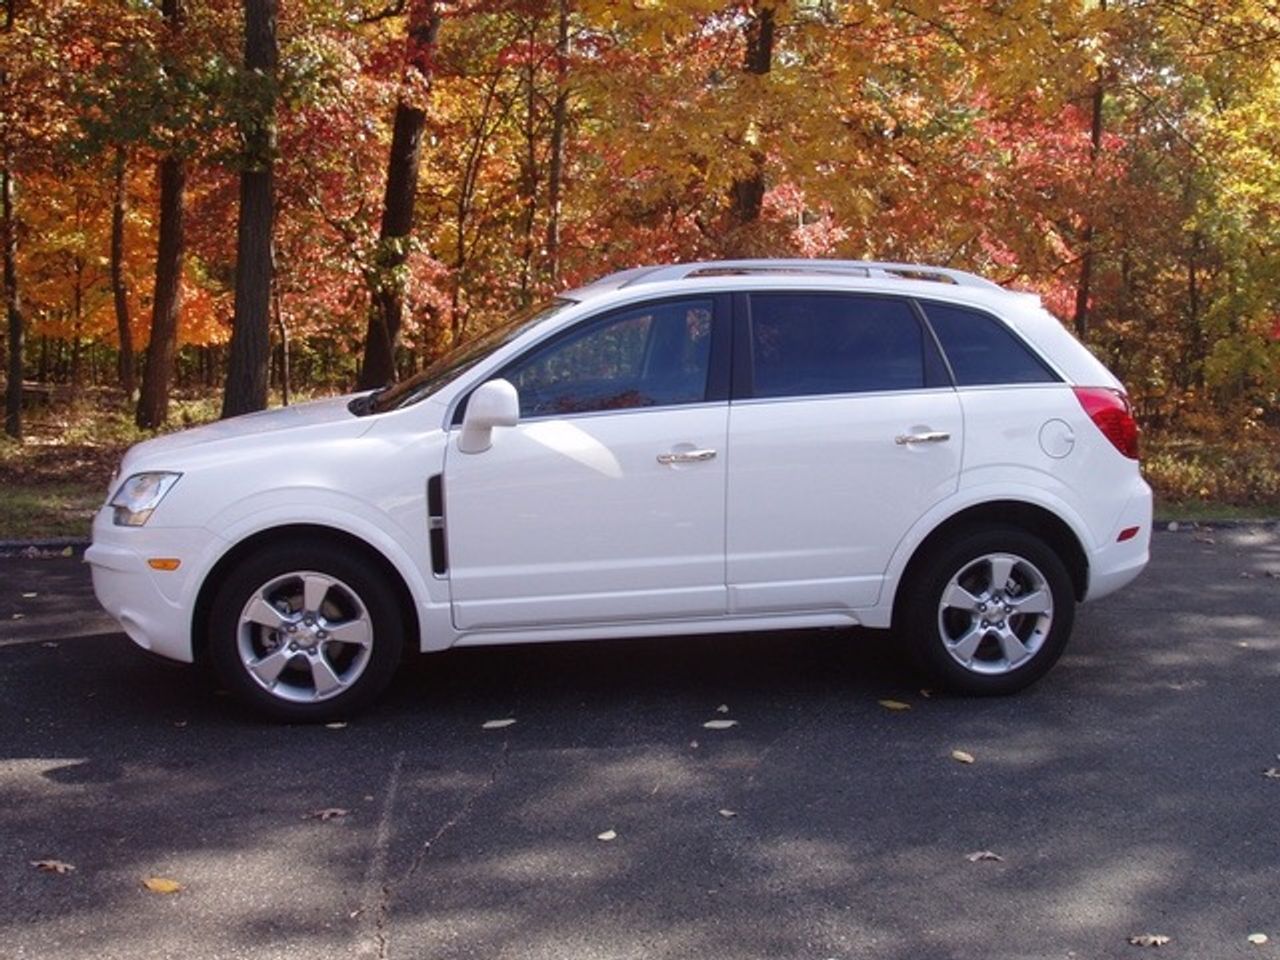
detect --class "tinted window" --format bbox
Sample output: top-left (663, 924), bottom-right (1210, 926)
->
top-left (749, 294), bottom-right (925, 398)
top-left (502, 299), bottom-right (713, 417)
top-left (923, 302), bottom-right (1058, 386)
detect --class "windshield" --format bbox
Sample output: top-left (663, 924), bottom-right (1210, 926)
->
top-left (360, 299), bottom-right (576, 415)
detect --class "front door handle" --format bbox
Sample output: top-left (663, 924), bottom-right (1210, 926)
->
top-left (657, 449), bottom-right (717, 465)
top-left (895, 431), bottom-right (951, 445)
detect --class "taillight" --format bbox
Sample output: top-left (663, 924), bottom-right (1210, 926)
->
top-left (1074, 387), bottom-right (1139, 459)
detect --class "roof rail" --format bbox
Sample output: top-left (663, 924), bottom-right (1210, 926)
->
top-left (606, 259), bottom-right (1003, 292)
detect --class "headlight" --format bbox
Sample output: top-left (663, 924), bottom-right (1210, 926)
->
top-left (109, 472), bottom-right (182, 527)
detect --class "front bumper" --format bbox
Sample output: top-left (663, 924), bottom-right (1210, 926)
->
top-left (85, 512), bottom-right (226, 663)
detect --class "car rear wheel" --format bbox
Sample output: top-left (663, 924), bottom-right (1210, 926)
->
top-left (207, 542), bottom-right (405, 721)
top-left (901, 526), bottom-right (1075, 695)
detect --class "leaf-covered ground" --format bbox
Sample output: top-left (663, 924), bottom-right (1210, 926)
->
top-left (0, 390), bottom-right (215, 540)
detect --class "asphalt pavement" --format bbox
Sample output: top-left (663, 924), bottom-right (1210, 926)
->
top-left (1, 527), bottom-right (1278, 960)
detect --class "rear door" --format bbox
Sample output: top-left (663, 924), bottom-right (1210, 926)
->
top-left (725, 292), bottom-right (963, 614)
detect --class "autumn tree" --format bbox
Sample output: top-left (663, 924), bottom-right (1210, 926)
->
top-left (724, 2), bottom-right (773, 253)
top-left (136, 0), bottom-right (189, 429)
top-left (357, 0), bottom-right (441, 390)
top-left (3, 0), bottom-right (25, 438)
top-left (222, 0), bottom-right (278, 418)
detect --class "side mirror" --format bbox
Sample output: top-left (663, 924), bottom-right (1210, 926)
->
top-left (458, 379), bottom-right (519, 454)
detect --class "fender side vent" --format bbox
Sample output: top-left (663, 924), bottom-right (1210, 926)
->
top-left (427, 474), bottom-right (448, 576)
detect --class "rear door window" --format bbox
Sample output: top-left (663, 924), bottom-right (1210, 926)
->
top-left (747, 294), bottom-right (926, 398)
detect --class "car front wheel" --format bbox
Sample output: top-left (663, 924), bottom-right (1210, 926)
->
top-left (207, 542), bottom-right (405, 721)
top-left (901, 526), bottom-right (1075, 695)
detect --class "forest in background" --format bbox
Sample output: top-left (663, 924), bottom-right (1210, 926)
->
top-left (2, 0), bottom-right (1280, 511)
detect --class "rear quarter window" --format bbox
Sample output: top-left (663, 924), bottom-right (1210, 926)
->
top-left (922, 302), bottom-right (1059, 386)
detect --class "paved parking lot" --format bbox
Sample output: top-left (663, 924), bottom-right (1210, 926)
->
top-left (1, 527), bottom-right (1278, 959)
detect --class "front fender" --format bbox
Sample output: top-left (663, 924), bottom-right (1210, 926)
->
top-left (194, 488), bottom-right (452, 652)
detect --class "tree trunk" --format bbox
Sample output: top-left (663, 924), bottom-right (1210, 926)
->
top-left (111, 146), bottom-right (135, 396)
top-left (222, 0), bottom-right (278, 418)
top-left (71, 253), bottom-right (84, 391)
top-left (273, 271), bottom-right (289, 406)
top-left (1184, 229), bottom-right (1203, 391)
top-left (3, 0), bottom-right (22, 439)
top-left (1072, 0), bottom-right (1106, 341)
top-left (2, 156), bottom-right (20, 440)
top-left (357, 0), bottom-right (441, 391)
top-left (1072, 83), bottom-right (1105, 340)
top-left (726, 4), bottom-right (773, 243)
top-left (545, 0), bottom-right (569, 288)
top-left (517, 19), bottom-right (539, 307)
top-left (136, 0), bottom-right (187, 430)
top-left (136, 155), bottom-right (186, 428)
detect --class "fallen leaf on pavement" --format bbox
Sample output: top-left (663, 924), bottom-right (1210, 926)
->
top-left (1128, 934), bottom-right (1171, 947)
top-left (951, 750), bottom-right (976, 764)
top-left (11, 613), bottom-right (23, 620)
top-left (30, 859), bottom-right (75, 874)
top-left (966, 850), bottom-right (1003, 862)
top-left (878, 699), bottom-right (911, 711)
top-left (1247, 933), bottom-right (1268, 945)
top-left (481, 718), bottom-right (516, 729)
top-left (703, 719), bottom-right (738, 730)
top-left (718, 809), bottom-right (737, 819)
top-left (596, 829), bottom-right (617, 842)
top-left (142, 877), bottom-right (183, 894)
top-left (919, 689), bottom-right (932, 698)
top-left (1263, 768), bottom-right (1280, 779)
top-left (303, 807), bottom-right (351, 821)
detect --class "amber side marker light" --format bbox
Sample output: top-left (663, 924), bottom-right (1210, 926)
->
top-left (1116, 527), bottom-right (1140, 543)
top-left (147, 558), bottom-right (181, 571)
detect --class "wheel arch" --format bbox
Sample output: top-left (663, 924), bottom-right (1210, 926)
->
top-left (191, 523), bottom-right (422, 663)
top-left (889, 500), bottom-right (1089, 632)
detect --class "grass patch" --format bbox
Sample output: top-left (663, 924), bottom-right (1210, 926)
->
top-left (1154, 501), bottom-right (1280, 523)
top-left (1143, 431), bottom-right (1280, 505)
top-left (0, 482), bottom-right (103, 540)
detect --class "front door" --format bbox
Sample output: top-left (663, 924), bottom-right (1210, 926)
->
top-left (444, 296), bottom-right (730, 631)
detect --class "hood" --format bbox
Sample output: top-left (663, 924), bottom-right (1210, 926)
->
top-left (120, 395), bottom-right (369, 470)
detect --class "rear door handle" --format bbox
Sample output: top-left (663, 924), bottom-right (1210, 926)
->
top-left (657, 449), bottom-right (717, 465)
top-left (895, 431), bottom-right (951, 445)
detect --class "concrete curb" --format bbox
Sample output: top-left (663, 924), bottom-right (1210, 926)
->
top-left (0, 538), bottom-right (90, 558)
top-left (1157, 518), bottom-right (1280, 530)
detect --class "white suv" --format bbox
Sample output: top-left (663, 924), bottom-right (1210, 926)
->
top-left (88, 260), bottom-right (1151, 720)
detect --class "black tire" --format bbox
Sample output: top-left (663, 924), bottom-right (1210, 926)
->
top-left (207, 540), bottom-right (407, 722)
top-left (899, 525), bottom-right (1075, 695)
